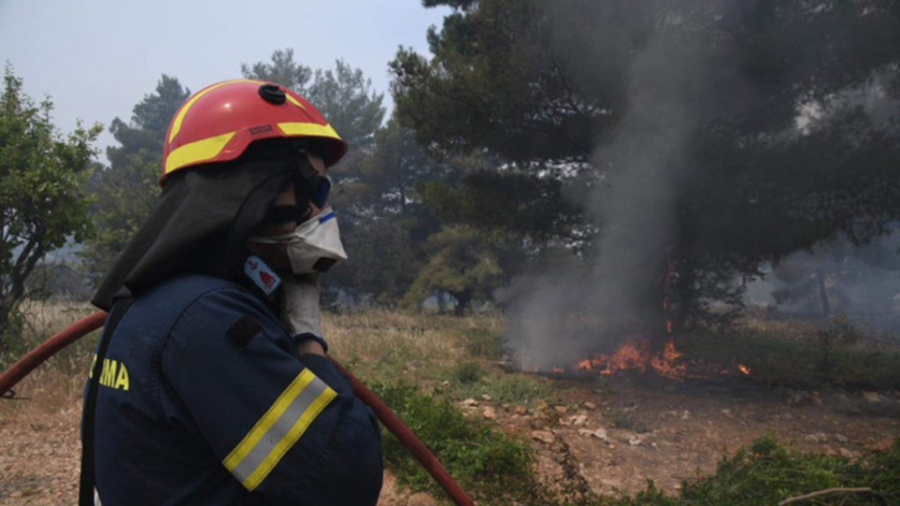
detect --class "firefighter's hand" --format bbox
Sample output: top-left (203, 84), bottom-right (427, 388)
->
top-left (280, 274), bottom-right (326, 356)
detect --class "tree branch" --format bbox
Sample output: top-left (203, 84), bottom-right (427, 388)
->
top-left (778, 487), bottom-right (875, 506)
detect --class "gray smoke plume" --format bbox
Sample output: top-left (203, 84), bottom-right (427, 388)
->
top-left (503, 2), bottom-right (900, 369)
top-left (506, 4), bottom-right (732, 370)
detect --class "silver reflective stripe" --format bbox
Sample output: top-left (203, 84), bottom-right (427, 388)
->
top-left (224, 370), bottom-right (336, 490)
top-left (94, 487), bottom-right (102, 506)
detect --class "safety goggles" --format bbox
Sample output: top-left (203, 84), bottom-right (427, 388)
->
top-left (265, 175), bottom-right (332, 225)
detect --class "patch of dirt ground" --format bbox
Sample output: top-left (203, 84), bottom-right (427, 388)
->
top-left (2, 373), bottom-right (899, 505)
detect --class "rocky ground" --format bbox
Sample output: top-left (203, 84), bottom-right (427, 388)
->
top-left (481, 375), bottom-right (900, 497)
top-left (2, 370), bottom-right (898, 506)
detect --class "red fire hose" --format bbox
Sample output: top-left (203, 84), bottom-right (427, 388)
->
top-left (0, 311), bottom-right (475, 506)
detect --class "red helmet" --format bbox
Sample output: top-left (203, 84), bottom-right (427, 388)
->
top-left (160, 79), bottom-right (347, 186)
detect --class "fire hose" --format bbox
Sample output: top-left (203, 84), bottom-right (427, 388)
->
top-left (0, 311), bottom-right (475, 506)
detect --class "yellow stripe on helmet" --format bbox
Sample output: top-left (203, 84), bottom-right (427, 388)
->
top-left (276, 122), bottom-right (343, 141)
top-left (284, 94), bottom-right (307, 111)
top-left (164, 131), bottom-right (236, 175)
top-left (168, 79), bottom-right (265, 143)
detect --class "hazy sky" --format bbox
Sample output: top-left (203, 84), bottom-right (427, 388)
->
top-left (0, 0), bottom-right (449, 157)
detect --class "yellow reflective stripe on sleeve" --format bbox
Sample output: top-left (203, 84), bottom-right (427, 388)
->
top-left (164, 132), bottom-right (235, 175)
top-left (223, 369), bottom-right (337, 491)
top-left (277, 122), bottom-right (343, 141)
top-left (168, 79), bottom-right (264, 143)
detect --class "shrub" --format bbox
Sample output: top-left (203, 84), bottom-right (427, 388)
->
top-left (372, 382), bottom-right (536, 505)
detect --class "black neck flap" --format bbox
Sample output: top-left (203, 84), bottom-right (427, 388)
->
top-left (91, 146), bottom-right (319, 310)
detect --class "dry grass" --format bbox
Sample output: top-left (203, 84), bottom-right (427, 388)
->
top-left (2, 299), bottom-right (98, 421)
top-left (3, 302), bottom-right (505, 415)
top-left (325, 310), bottom-right (504, 384)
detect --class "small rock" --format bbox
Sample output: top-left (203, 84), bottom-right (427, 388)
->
top-left (839, 448), bottom-right (855, 458)
top-left (483, 408), bottom-right (496, 420)
top-left (835, 434), bottom-right (849, 443)
top-left (571, 414), bottom-right (588, 426)
top-left (481, 394), bottom-right (492, 401)
top-left (554, 405), bottom-right (568, 414)
top-left (863, 391), bottom-right (881, 404)
top-left (823, 446), bottom-right (838, 456)
top-left (720, 409), bottom-right (734, 419)
top-left (514, 405), bottom-right (528, 415)
top-left (576, 428), bottom-right (608, 440)
top-left (601, 478), bottom-right (623, 489)
top-left (441, 380), bottom-right (451, 387)
top-left (628, 435), bottom-right (643, 446)
top-left (680, 410), bottom-right (691, 420)
top-left (531, 430), bottom-right (555, 444)
top-left (803, 433), bottom-right (828, 443)
top-left (865, 438), bottom-right (894, 452)
top-left (407, 492), bottom-right (437, 506)
top-left (461, 398), bottom-right (479, 407)
top-left (583, 401), bottom-right (597, 410)
top-left (811, 391), bottom-right (822, 405)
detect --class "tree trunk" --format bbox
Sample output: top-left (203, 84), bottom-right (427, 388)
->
top-left (453, 290), bottom-right (473, 317)
top-left (816, 269), bottom-right (831, 317)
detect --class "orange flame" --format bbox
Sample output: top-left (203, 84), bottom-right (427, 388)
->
top-left (572, 336), bottom-right (687, 379)
top-left (738, 364), bottom-right (751, 375)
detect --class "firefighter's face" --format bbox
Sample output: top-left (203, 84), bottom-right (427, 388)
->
top-left (250, 153), bottom-right (327, 270)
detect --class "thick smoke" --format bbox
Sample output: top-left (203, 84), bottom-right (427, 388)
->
top-left (504, 1), bottom-right (900, 370)
top-left (506, 6), bottom-right (726, 370)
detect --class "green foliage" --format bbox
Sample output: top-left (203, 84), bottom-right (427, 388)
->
top-left (816, 316), bottom-right (862, 377)
top-left (81, 75), bottom-right (189, 283)
top-left (451, 360), bottom-right (483, 384)
top-left (372, 382), bottom-right (536, 505)
top-left (392, 0), bottom-right (900, 324)
top-left (665, 435), bottom-right (900, 506)
top-left (327, 217), bottom-right (422, 305)
top-left (441, 371), bottom-right (554, 407)
top-left (599, 436), bottom-right (900, 505)
top-left (241, 48), bottom-right (313, 92)
top-left (403, 225), bottom-right (506, 315)
top-left (679, 324), bottom-right (900, 389)
top-left (610, 409), bottom-right (633, 429)
top-left (0, 65), bottom-right (100, 348)
top-left (459, 327), bottom-right (505, 360)
top-left (308, 60), bottom-right (385, 153)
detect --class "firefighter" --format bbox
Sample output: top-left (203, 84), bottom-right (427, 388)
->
top-left (82, 80), bottom-right (383, 505)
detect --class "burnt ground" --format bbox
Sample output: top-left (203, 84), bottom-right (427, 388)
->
top-left (1, 373), bottom-right (898, 505)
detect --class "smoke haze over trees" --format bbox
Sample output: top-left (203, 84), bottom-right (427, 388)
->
top-left (81, 75), bottom-right (189, 284)
top-left (390, 0), bottom-right (900, 367)
top-left (5, 3), bottom-right (899, 352)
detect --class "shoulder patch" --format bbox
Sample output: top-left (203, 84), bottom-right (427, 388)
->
top-left (243, 255), bottom-right (282, 296)
top-left (226, 315), bottom-right (263, 349)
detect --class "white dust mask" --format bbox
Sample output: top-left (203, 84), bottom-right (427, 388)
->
top-left (250, 206), bottom-right (348, 274)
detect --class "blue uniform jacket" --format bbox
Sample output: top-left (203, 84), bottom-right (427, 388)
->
top-left (86, 274), bottom-right (383, 505)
